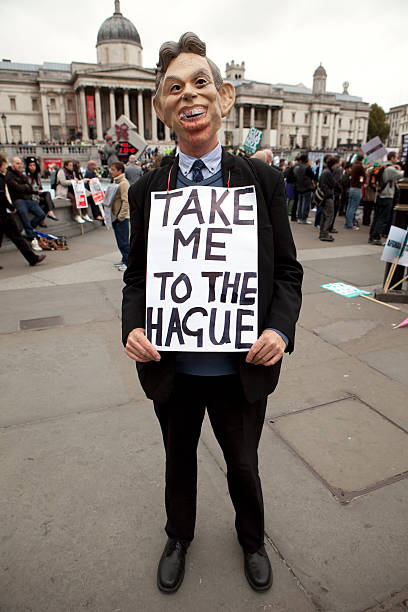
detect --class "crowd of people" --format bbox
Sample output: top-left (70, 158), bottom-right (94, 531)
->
top-left (253, 148), bottom-right (404, 244)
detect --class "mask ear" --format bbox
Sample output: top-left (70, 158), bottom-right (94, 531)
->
top-left (218, 81), bottom-right (236, 117)
top-left (153, 95), bottom-right (166, 125)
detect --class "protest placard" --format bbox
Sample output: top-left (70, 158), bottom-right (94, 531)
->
top-left (361, 136), bottom-right (387, 162)
top-left (321, 282), bottom-right (372, 298)
top-left (102, 183), bottom-right (119, 229)
top-left (381, 226), bottom-right (408, 267)
top-left (243, 128), bottom-right (263, 154)
top-left (146, 185), bottom-right (259, 351)
top-left (89, 178), bottom-right (104, 204)
top-left (71, 180), bottom-right (88, 208)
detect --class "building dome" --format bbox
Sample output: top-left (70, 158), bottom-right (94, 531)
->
top-left (96, 1), bottom-right (142, 66)
top-left (97, 6), bottom-right (141, 45)
top-left (313, 64), bottom-right (327, 77)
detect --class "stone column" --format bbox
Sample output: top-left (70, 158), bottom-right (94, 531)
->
top-left (332, 114), bottom-right (339, 150)
top-left (94, 87), bottom-right (103, 141)
top-left (123, 89), bottom-right (130, 118)
top-left (239, 105), bottom-right (244, 145)
top-left (151, 92), bottom-right (157, 141)
top-left (250, 105), bottom-right (255, 127)
top-left (265, 107), bottom-right (272, 146)
top-left (109, 88), bottom-right (116, 124)
top-left (79, 87), bottom-right (89, 141)
top-left (137, 90), bottom-right (144, 137)
top-left (316, 111), bottom-right (323, 149)
top-left (309, 110), bottom-right (316, 148)
top-left (41, 91), bottom-right (50, 139)
top-left (59, 93), bottom-right (66, 140)
top-left (165, 124), bottom-right (171, 142)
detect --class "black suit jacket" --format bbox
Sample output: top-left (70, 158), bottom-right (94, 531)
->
top-left (122, 150), bottom-right (303, 404)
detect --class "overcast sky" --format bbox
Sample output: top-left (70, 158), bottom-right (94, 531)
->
top-left (1, 0), bottom-right (407, 112)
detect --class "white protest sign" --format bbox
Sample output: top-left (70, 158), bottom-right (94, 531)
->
top-left (89, 178), bottom-right (104, 204)
top-left (102, 183), bottom-right (119, 229)
top-left (381, 225), bottom-right (408, 266)
top-left (146, 185), bottom-right (258, 352)
top-left (71, 180), bottom-right (88, 208)
top-left (362, 136), bottom-right (387, 162)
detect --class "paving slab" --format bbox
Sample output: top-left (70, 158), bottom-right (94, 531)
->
top-left (357, 346), bottom-right (408, 387)
top-left (303, 255), bottom-right (385, 288)
top-left (0, 403), bottom-right (316, 612)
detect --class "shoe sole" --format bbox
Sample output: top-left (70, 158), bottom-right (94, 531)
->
top-left (244, 566), bottom-right (273, 592)
top-left (157, 567), bottom-right (185, 594)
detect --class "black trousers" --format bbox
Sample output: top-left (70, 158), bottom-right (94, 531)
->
top-left (369, 197), bottom-right (393, 241)
top-left (154, 374), bottom-right (267, 553)
top-left (0, 215), bottom-right (37, 265)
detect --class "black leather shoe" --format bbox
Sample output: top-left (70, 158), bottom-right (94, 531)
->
top-left (157, 538), bottom-right (189, 593)
top-left (244, 545), bottom-right (273, 592)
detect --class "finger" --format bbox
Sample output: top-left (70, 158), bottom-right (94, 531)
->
top-left (246, 338), bottom-right (265, 363)
top-left (126, 341), bottom-right (151, 361)
top-left (127, 331), bottom-right (160, 360)
top-left (251, 343), bottom-right (277, 364)
top-left (137, 334), bottom-right (161, 360)
top-left (124, 347), bottom-right (151, 362)
top-left (263, 353), bottom-right (284, 367)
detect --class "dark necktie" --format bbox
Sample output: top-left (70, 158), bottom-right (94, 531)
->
top-left (191, 159), bottom-right (205, 183)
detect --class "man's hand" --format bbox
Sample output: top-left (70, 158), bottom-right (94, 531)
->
top-left (246, 329), bottom-right (286, 367)
top-left (125, 327), bottom-right (161, 363)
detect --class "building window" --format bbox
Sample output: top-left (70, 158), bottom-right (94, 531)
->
top-left (291, 112), bottom-right (296, 122)
top-left (321, 136), bottom-right (328, 148)
top-left (32, 126), bottom-right (43, 142)
top-left (11, 125), bottom-right (22, 142)
top-left (67, 98), bottom-right (74, 112)
top-left (304, 113), bottom-right (309, 123)
top-left (50, 126), bottom-right (60, 140)
top-left (224, 131), bottom-right (233, 146)
top-left (323, 115), bottom-right (328, 125)
top-left (10, 97), bottom-right (16, 110)
top-left (337, 138), bottom-right (341, 147)
top-left (50, 98), bottom-right (56, 110)
top-left (347, 138), bottom-right (352, 145)
top-left (302, 135), bottom-right (308, 148)
top-left (339, 118), bottom-right (342, 128)
top-left (32, 98), bottom-right (39, 112)
top-left (350, 119), bottom-right (353, 128)
top-left (289, 134), bottom-right (295, 147)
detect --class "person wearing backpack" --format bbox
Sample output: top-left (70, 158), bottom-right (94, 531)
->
top-left (368, 152), bottom-right (404, 245)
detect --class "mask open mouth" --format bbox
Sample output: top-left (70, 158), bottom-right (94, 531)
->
top-left (179, 106), bottom-right (207, 121)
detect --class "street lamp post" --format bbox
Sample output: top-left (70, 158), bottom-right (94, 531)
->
top-left (1, 113), bottom-right (8, 144)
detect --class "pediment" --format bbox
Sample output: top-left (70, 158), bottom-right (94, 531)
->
top-left (76, 64), bottom-right (154, 81)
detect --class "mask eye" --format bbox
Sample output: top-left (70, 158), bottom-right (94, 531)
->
top-left (196, 78), bottom-right (207, 87)
top-left (170, 83), bottom-right (181, 93)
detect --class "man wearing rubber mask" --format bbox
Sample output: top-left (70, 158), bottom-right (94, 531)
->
top-left (122, 32), bottom-right (303, 594)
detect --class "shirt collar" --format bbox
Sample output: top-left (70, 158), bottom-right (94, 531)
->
top-left (178, 142), bottom-right (222, 177)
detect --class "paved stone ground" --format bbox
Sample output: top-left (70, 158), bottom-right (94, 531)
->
top-left (0, 214), bottom-right (407, 612)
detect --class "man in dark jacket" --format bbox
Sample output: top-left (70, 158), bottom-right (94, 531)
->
top-left (5, 156), bottom-right (46, 250)
top-left (294, 154), bottom-right (315, 224)
top-left (0, 153), bottom-right (45, 267)
top-left (122, 32), bottom-right (303, 595)
top-left (319, 156), bottom-right (339, 241)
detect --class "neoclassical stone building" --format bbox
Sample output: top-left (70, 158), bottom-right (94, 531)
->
top-left (0, 1), bottom-right (369, 151)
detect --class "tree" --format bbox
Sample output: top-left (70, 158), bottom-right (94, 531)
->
top-left (367, 103), bottom-right (390, 143)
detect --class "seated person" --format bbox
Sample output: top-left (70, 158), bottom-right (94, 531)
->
top-left (25, 156), bottom-right (58, 224)
top-left (5, 156), bottom-right (45, 251)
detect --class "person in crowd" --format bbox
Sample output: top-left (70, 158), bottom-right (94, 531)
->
top-left (56, 159), bottom-right (85, 224)
top-left (369, 151), bottom-right (404, 245)
top-left (103, 134), bottom-right (120, 167)
top-left (0, 153), bottom-right (46, 267)
top-left (328, 155), bottom-right (342, 234)
top-left (284, 161), bottom-right (295, 216)
top-left (290, 154), bottom-right (301, 222)
top-left (251, 149), bottom-right (272, 165)
top-left (110, 161), bottom-right (130, 272)
top-left (73, 161), bottom-right (93, 223)
top-left (314, 154), bottom-right (332, 228)
top-left (25, 157), bottom-right (58, 225)
top-left (279, 159), bottom-right (286, 172)
top-left (122, 31), bottom-right (302, 595)
top-left (339, 162), bottom-right (352, 216)
top-left (345, 154), bottom-right (366, 230)
top-left (84, 160), bottom-right (104, 221)
top-left (125, 155), bottom-right (143, 185)
top-left (5, 156), bottom-right (45, 251)
top-left (362, 164), bottom-right (377, 226)
top-left (294, 154), bottom-right (315, 224)
top-left (313, 159), bottom-right (321, 181)
top-left (318, 156), bottom-right (339, 242)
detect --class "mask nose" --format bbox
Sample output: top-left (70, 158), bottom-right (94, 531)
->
top-left (182, 83), bottom-right (197, 101)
